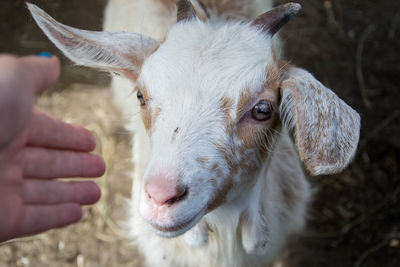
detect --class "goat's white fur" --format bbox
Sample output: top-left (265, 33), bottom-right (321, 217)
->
top-left (28, 0), bottom-right (361, 266)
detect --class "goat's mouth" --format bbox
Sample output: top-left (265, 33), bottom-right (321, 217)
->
top-left (149, 208), bottom-right (206, 238)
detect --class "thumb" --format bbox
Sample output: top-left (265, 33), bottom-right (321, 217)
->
top-left (18, 55), bottom-right (60, 93)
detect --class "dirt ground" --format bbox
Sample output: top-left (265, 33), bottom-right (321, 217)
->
top-left (0, 0), bottom-right (399, 266)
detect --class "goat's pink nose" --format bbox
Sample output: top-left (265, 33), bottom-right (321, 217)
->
top-left (145, 176), bottom-right (187, 206)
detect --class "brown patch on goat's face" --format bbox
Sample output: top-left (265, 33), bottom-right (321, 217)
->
top-left (236, 88), bottom-right (252, 119)
top-left (210, 63), bottom-right (282, 208)
top-left (206, 62), bottom-right (284, 212)
top-left (211, 163), bottom-right (223, 179)
top-left (207, 176), bottom-right (234, 212)
top-left (220, 96), bottom-right (234, 135)
top-left (206, 139), bottom-right (251, 211)
top-left (235, 64), bottom-right (280, 153)
top-left (196, 157), bottom-right (209, 166)
top-left (138, 87), bottom-right (158, 132)
top-left (265, 64), bottom-right (280, 93)
top-left (152, 107), bottom-right (162, 126)
top-left (140, 108), bottom-right (152, 132)
top-left (171, 127), bottom-right (180, 143)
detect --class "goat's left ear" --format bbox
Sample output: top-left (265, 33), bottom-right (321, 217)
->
top-left (279, 66), bottom-right (361, 175)
top-left (27, 3), bottom-right (159, 80)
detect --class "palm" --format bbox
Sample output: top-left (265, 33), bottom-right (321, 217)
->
top-left (0, 56), bottom-right (105, 242)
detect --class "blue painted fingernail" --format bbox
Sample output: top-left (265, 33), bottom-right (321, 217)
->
top-left (37, 52), bottom-right (52, 58)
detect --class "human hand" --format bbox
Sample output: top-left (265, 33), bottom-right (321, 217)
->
top-left (0, 55), bottom-right (105, 242)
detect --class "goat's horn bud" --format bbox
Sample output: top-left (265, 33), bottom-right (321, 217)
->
top-left (252, 2), bottom-right (301, 36)
top-left (177, 0), bottom-right (198, 22)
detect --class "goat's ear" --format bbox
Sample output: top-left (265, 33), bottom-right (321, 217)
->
top-left (279, 66), bottom-right (361, 175)
top-left (27, 3), bottom-right (159, 80)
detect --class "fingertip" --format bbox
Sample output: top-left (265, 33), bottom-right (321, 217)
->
top-left (81, 154), bottom-right (106, 178)
top-left (64, 203), bottom-right (83, 224)
top-left (80, 181), bottom-right (102, 205)
top-left (42, 56), bottom-right (60, 87)
top-left (86, 129), bottom-right (97, 152)
top-left (96, 157), bottom-right (106, 177)
top-left (92, 182), bottom-right (102, 203)
top-left (71, 124), bottom-right (97, 152)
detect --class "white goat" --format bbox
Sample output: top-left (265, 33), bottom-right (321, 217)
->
top-left (28, 1), bottom-right (361, 266)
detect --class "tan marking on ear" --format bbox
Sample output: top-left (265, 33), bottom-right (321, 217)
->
top-left (288, 80), bottom-right (337, 171)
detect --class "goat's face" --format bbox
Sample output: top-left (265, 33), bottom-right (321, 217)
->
top-left (29, 1), bottom-right (360, 239)
top-left (137, 21), bottom-right (279, 236)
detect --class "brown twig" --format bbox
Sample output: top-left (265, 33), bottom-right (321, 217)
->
top-left (356, 24), bottom-right (375, 109)
top-left (353, 231), bottom-right (400, 267)
top-left (389, 13), bottom-right (399, 40)
top-left (323, 0), bottom-right (343, 35)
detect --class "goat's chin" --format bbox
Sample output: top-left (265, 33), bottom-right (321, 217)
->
top-left (149, 208), bottom-right (206, 238)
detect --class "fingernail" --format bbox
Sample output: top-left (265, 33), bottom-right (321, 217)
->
top-left (37, 52), bottom-right (52, 58)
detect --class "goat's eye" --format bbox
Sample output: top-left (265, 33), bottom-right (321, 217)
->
top-left (251, 100), bottom-right (273, 121)
top-left (137, 90), bottom-right (146, 106)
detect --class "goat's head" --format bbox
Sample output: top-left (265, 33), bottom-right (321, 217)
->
top-left (28, 1), bottom-right (360, 238)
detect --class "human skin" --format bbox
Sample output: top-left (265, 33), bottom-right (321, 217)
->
top-left (0, 55), bottom-right (105, 242)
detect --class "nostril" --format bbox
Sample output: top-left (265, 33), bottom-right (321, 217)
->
top-left (144, 176), bottom-right (187, 206)
top-left (165, 187), bottom-right (188, 205)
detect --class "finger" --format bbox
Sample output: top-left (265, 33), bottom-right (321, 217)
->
top-left (18, 56), bottom-right (60, 93)
top-left (17, 147), bottom-right (106, 179)
top-left (18, 203), bottom-right (82, 237)
top-left (22, 180), bottom-right (101, 205)
top-left (27, 110), bottom-right (96, 152)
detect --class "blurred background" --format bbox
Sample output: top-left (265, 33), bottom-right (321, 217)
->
top-left (0, 0), bottom-right (399, 266)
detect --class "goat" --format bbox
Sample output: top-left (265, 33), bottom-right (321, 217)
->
top-left (28, 1), bottom-right (361, 266)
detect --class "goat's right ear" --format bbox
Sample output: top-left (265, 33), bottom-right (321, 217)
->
top-left (27, 3), bottom-right (159, 80)
top-left (279, 66), bottom-right (361, 175)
